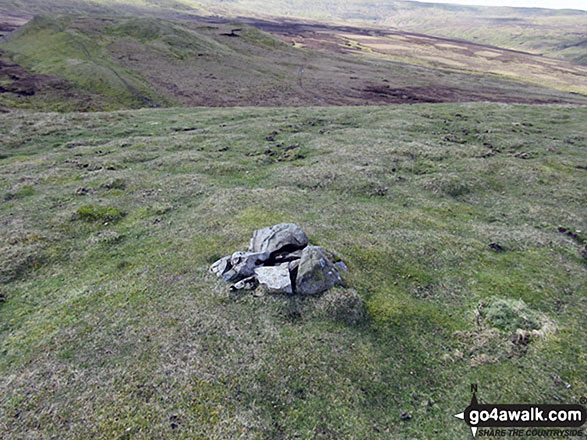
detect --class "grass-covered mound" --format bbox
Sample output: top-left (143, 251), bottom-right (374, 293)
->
top-left (0, 103), bottom-right (585, 438)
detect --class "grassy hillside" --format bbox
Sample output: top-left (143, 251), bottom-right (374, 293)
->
top-left (0, 15), bottom-right (170, 111)
top-left (1, 15), bottom-right (586, 112)
top-left (1, 103), bottom-right (585, 439)
top-left (390, 10), bottom-right (587, 66)
top-left (0, 0), bottom-right (212, 18)
top-left (195, 0), bottom-right (587, 65)
top-left (199, 0), bottom-right (587, 65)
top-left (2, 0), bottom-right (586, 66)
top-left (269, 22), bottom-right (587, 96)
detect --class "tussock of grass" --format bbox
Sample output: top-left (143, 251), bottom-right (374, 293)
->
top-left (76, 204), bottom-right (125, 222)
top-left (313, 288), bottom-right (365, 325)
top-left (481, 297), bottom-right (543, 332)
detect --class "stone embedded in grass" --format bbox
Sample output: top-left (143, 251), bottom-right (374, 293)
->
top-left (248, 223), bottom-right (308, 254)
top-left (296, 246), bottom-right (344, 295)
top-left (210, 223), bottom-right (345, 295)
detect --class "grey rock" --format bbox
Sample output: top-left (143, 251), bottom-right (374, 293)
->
top-left (209, 256), bottom-right (231, 277)
top-left (254, 264), bottom-right (293, 294)
top-left (334, 261), bottom-right (348, 273)
top-left (231, 276), bottom-right (258, 291)
top-left (249, 223), bottom-right (308, 254)
top-left (230, 251), bottom-right (270, 280)
top-left (222, 269), bottom-right (240, 283)
top-left (296, 246), bottom-right (343, 295)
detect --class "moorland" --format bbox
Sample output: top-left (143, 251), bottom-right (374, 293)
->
top-left (0, 1), bottom-right (585, 439)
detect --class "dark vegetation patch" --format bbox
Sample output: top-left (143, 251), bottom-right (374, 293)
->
top-left (488, 242), bottom-right (505, 252)
top-left (558, 226), bottom-right (584, 245)
top-left (0, 250), bottom-right (46, 284)
top-left (100, 178), bottom-right (126, 191)
top-left (3, 185), bottom-right (34, 201)
top-left (0, 50), bottom-right (88, 111)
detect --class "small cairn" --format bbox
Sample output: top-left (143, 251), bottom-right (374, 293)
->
top-left (210, 223), bottom-right (346, 294)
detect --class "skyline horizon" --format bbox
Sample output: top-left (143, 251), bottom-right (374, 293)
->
top-left (412, 0), bottom-right (587, 11)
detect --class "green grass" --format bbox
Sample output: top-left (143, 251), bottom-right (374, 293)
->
top-left (0, 103), bottom-right (585, 439)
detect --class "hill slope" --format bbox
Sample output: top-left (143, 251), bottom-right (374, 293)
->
top-left (3, 0), bottom-right (585, 65)
top-left (1, 15), bottom-right (586, 111)
top-left (195, 0), bottom-right (587, 65)
top-left (1, 103), bottom-right (586, 439)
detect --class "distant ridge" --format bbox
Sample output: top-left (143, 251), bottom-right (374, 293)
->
top-left (1, 0), bottom-right (586, 66)
top-left (1, 14), bottom-right (585, 111)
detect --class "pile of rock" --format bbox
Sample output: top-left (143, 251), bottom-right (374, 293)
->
top-left (210, 223), bottom-right (346, 295)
